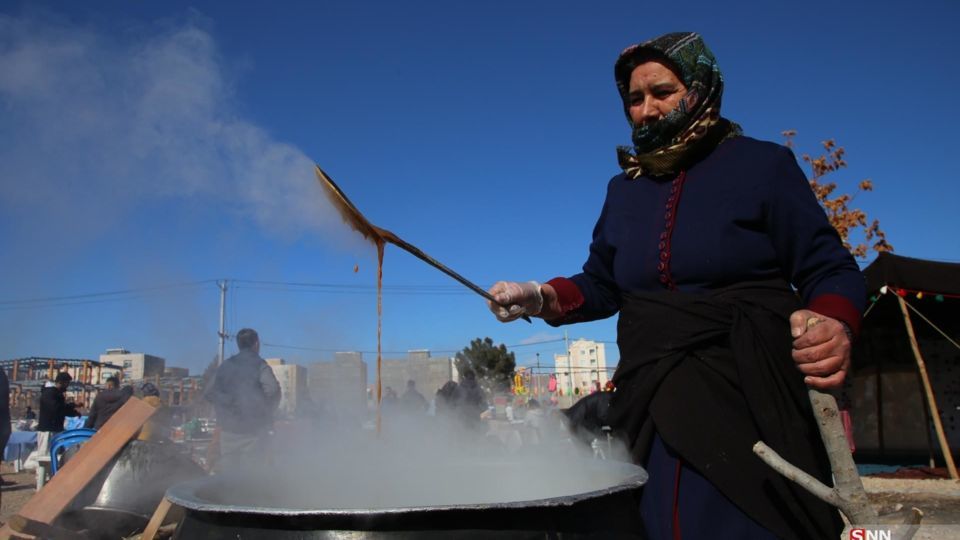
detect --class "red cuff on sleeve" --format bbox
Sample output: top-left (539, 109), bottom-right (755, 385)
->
top-left (545, 277), bottom-right (584, 315)
top-left (807, 294), bottom-right (862, 337)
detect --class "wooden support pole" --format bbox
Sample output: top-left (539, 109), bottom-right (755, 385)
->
top-left (896, 295), bottom-right (959, 480)
top-left (140, 498), bottom-right (173, 540)
top-left (756, 390), bottom-right (924, 539)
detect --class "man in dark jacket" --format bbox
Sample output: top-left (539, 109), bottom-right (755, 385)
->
top-left (399, 379), bottom-right (427, 414)
top-left (38, 372), bottom-right (80, 433)
top-left (454, 370), bottom-right (487, 431)
top-left (84, 377), bottom-right (133, 430)
top-left (205, 328), bottom-right (281, 472)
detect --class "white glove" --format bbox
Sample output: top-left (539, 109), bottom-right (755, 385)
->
top-left (488, 281), bottom-right (543, 322)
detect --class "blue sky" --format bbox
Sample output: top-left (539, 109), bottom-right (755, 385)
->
top-left (1, 0), bottom-right (958, 376)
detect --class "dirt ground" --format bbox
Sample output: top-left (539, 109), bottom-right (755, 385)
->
top-left (2, 463), bottom-right (958, 538)
top-left (0, 467), bottom-right (39, 525)
top-left (859, 477), bottom-right (960, 539)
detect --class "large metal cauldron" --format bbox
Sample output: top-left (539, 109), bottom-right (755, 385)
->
top-left (166, 459), bottom-right (647, 539)
top-left (58, 440), bottom-right (205, 538)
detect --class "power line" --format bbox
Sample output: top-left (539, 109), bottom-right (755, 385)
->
top-left (0, 282), bottom-right (218, 312)
top-left (0, 278), bottom-right (480, 312)
top-left (0, 280), bottom-right (217, 307)
top-left (261, 342), bottom-right (451, 355)
top-left (233, 279), bottom-right (468, 293)
top-left (504, 339), bottom-right (565, 348)
top-left (261, 337), bottom-right (572, 356)
top-left (234, 285), bottom-right (468, 296)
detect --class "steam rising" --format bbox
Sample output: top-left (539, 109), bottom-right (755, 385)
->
top-left (0, 11), bottom-right (342, 245)
top-left (0, 11), bottom-right (365, 363)
top-left (1, 14), bottom-right (643, 514)
top-left (201, 411), bottom-right (639, 510)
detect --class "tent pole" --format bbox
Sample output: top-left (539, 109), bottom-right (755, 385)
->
top-left (896, 295), bottom-right (958, 479)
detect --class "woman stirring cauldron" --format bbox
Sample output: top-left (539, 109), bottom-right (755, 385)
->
top-left (487, 32), bottom-right (862, 540)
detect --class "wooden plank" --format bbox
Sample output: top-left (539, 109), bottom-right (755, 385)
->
top-left (8, 397), bottom-right (156, 531)
top-left (139, 498), bottom-right (173, 540)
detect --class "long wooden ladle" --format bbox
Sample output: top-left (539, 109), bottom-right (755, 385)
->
top-left (315, 165), bottom-right (531, 323)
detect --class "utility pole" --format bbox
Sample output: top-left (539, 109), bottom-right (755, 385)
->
top-left (564, 330), bottom-right (573, 397)
top-left (217, 279), bottom-right (228, 366)
top-left (535, 352), bottom-right (541, 397)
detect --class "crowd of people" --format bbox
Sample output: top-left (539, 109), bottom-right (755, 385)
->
top-left (201, 327), bottom-right (555, 472)
top-left (2, 326), bottom-right (533, 484)
top-left (0, 365), bottom-right (178, 503)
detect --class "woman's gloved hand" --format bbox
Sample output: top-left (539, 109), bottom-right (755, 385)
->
top-left (488, 281), bottom-right (543, 322)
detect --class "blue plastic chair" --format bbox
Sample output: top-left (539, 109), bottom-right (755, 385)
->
top-left (50, 428), bottom-right (97, 475)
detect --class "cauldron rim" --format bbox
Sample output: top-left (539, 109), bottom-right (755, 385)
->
top-left (165, 460), bottom-right (647, 517)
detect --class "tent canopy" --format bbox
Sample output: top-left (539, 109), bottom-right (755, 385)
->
top-left (864, 252), bottom-right (960, 296)
top-left (854, 252), bottom-right (959, 460)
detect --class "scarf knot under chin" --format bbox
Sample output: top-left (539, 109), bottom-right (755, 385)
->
top-left (614, 32), bottom-right (742, 178)
top-left (617, 115), bottom-right (740, 178)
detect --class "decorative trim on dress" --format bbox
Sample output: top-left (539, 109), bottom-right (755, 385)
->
top-left (658, 171), bottom-right (687, 291)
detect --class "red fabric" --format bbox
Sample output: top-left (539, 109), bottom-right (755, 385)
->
top-left (807, 293), bottom-right (862, 337)
top-left (840, 409), bottom-right (856, 453)
top-left (546, 277), bottom-right (585, 314)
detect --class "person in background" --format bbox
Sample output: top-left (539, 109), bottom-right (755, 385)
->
top-left (205, 328), bottom-right (281, 472)
top-left (38, 372), bottom-right (79, 433)
top-left (399, 379), bottom-right (428, 414)
top-left (0, 368), bottom-right (11, 499)
top-left (487, 32), bottom-right (860, 540)
top-left (16, 405), bottom-right (37, 431)
top-left (454, 370), bottom-right (486, 431)
top-left (434, 380), bottom-right (459, 419)
top-left (381, 386), bottom-right (398, 410)
top-left (137, 382), bottom-right (167, 442)
top-left (523, 399), bottom-right (544, 444)
top-left (84, 377), bottom-right (133, 430)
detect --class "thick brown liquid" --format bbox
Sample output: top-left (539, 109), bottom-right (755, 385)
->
top-left (376, 240), bottom-right (384, 435)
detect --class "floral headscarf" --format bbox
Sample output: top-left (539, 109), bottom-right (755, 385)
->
top-left (614, 32), bottom-right (741, 178)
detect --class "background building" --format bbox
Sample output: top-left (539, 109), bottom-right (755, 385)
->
top-left (266, 358), bottom-right (308, 417)
top-left (1, 357), bottom-right (125, 413)
top-left (101, 348), bottom-right (165, 381)
top-left (164, 366), bottom-right (190, 378)
top-left (1, 357), bottom-right (122, 385)
top-left (381, 349), bottom-right (454, 401)
top-left (554, 339), bottom-right (609, 401)
top-left (308, 352), bottom-right (368, 420)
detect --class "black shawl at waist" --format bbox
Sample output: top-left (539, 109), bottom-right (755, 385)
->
top-left (608, 280), bottom-right (843, 540)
